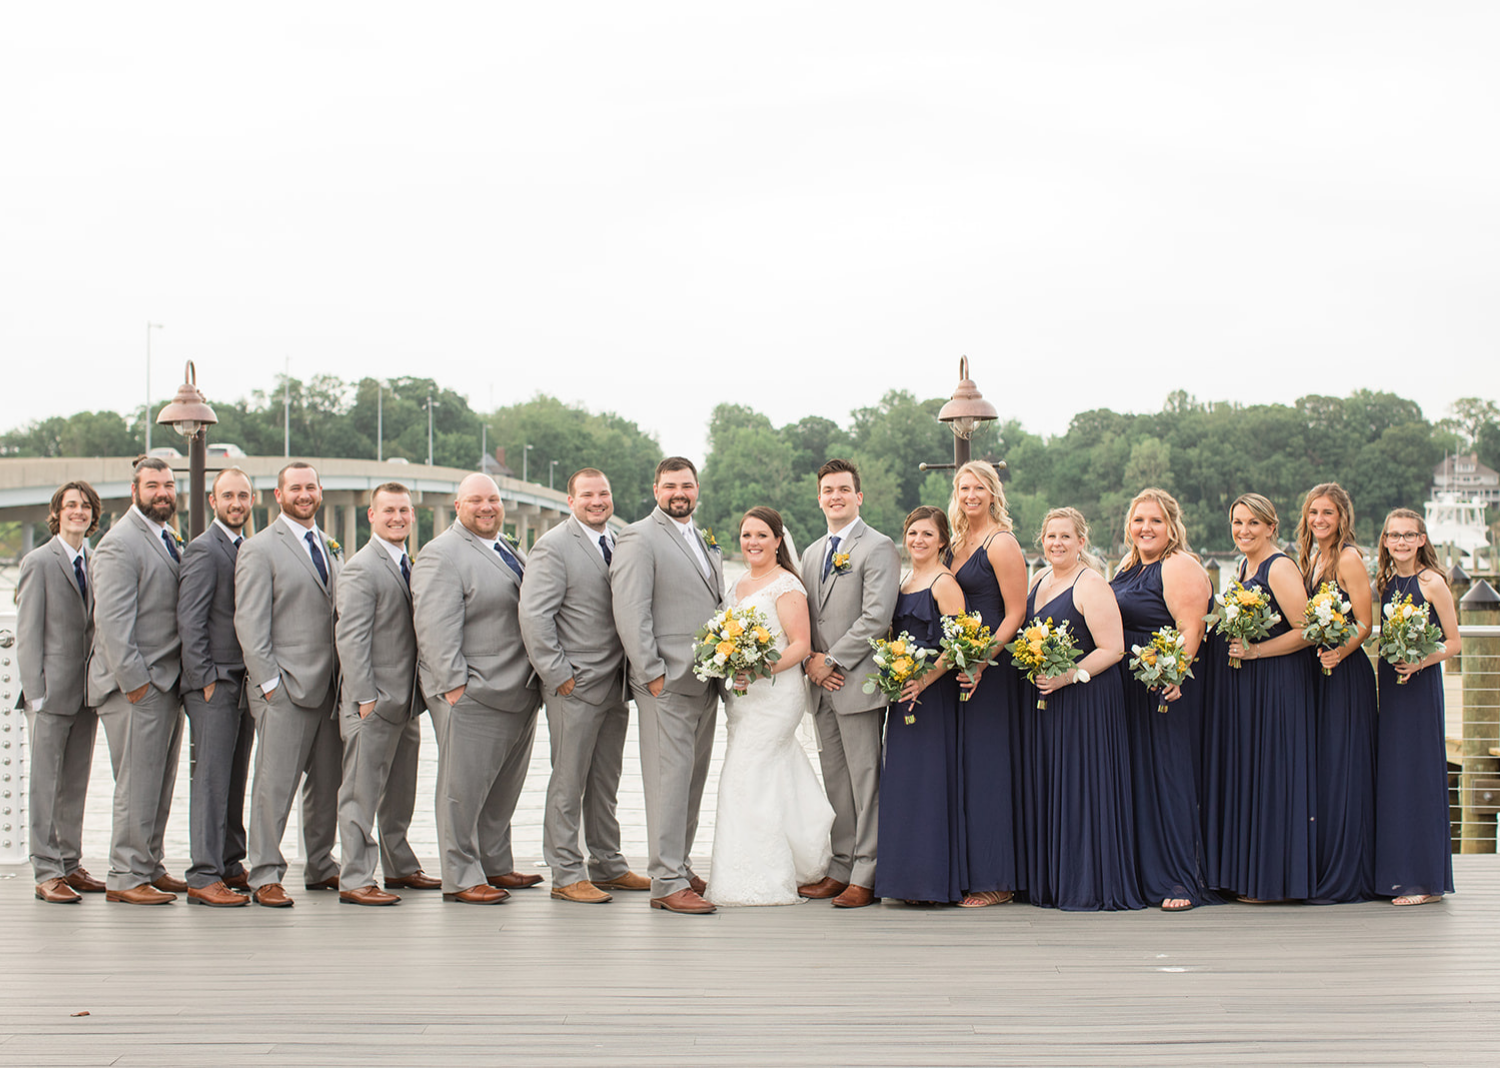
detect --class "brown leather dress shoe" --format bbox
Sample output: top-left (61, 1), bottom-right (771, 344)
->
top-left (688, 875), bottom-right (707, 896)
top-left (340, 885), bottom-right (401, 906)
top-left (188, 881), bottom-right (250, 907)
top-left (223, 872), bottom-right (251, 891)
top-left (253, 883), bottom-right (294, 907)
top-left (107, 883), bottom-right (176, 905)
top-left (650, 888), bottom-right (716, 914)
top-left (304, 876), bottom-right (340, 891)
top-left (64, 867), bottom-right (106, 893)
top-left (798, 876), bottom-right (850, 899)
top-left (593, 871), bottom-right (651, 892)
top-left (443, 884), bottom-right (509, 904)
top-left (384, 870), bottom-right (442, 890)
top-left (488, 872), bottom-right (544, 890)
top-left (152, 873), bottom-right (190, 893)
top-left (831, 884), bottom-right (878, 909)
top-left (551, 879), bottom-right (612, 904)
top-left (36, 878), bottom-right (82, 904)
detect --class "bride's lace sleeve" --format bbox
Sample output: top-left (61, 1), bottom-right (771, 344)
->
top-left (766, 571), bottom-right (807, 604)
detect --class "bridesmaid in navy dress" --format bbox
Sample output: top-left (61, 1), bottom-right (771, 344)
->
top-left (1110, 489), bottom-right (1213, 911)
top-left (1295, 483), bottom-right (1377, 903)
top-left (944, 461), bottom-right (1027, 908)
top-left (873, 506), bottom-right (968, 905)
top-left (1022, 507), bottom-right (1143, 911)
top-left (1215, 492), bottom-right (1316, 904)
top-left (1373, 508), bottom-right (1459, 906)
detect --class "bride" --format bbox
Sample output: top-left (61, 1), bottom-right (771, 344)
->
top-left (707, 507), bottom-right (835, 906)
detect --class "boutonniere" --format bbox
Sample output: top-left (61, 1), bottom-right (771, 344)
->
top-left (169, 529), bottom-right (185, 546)
top-left (326, 538), bottom-right (343, 559)
top-left (699, 527), bottom-right (721, 552)
top-left (831, 551), bottom-right (852, 575)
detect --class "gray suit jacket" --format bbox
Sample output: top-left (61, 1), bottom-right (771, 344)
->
top-left (411, 523), bottom-right (540, 715)
top-left (610, 508), bottom-right (724, 696)
top-left (17, 536), bottom-right (94, 714)
top-left (87, 508), bottom-right (182, 704)
top-left (233, 519), bottom-right (340, 707)
top-left (519, 518), bottom-right (626, 707)
top-left (336, 538), bottom-right (421, 724)
top-left (799, 519), bottom-right (901, 715)
top-left (177, 525), bottom-right (245, 692)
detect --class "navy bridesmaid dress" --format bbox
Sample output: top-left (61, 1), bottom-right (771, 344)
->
top-left (1210, 553), bottom-right (1317, 902)
top-left (1309, 578), bottom-right (1377, 904)
top-left (1111, 559), bottom-right (1210, 907)
top-left (1020, 577), bottom-right (1144, 911)
top-left (949, 533), bottom-right (1025, 897)
top-left (873, 585), bottom-right (966, 903)
top-left (1373, 573), bottom-right (1455, 899)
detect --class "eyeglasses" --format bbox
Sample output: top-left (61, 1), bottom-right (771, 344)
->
top-left (1384, 532), bottom-right (1423, 543)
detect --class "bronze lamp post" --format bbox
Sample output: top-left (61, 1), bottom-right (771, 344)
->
top-left (156, 361), bottom-right (219, 540)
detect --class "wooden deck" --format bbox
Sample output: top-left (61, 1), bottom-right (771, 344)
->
top-left (2, 856), bottom-right (1497, 1066)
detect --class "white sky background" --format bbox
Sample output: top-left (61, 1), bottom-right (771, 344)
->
top-left (2, 2), bottom-right (1496, 459)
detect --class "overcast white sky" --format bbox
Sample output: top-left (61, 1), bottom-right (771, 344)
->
top-left (3, 2), bottom-right (1496, 459)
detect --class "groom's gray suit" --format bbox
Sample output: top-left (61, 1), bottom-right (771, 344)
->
top-left (799, 518), bottom-right (900, 888)
top-left (610, 507), bottom-right (724, 898)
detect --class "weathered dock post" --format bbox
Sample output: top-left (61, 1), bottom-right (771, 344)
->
top-left (1449, 563), bottom-right (1471, 673)
top-left (1459, 579), bottom-right (1500, 853)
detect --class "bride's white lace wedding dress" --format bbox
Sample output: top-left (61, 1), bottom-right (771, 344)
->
top-left (707, 570), bottom-right (835, 906)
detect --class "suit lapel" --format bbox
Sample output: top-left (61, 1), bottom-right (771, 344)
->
top-left (50, 539), bottom-right (89, 614)
top-left (819, 521), bottom-right (867, 608)
top-left (276, 521), bottom-right (332, 598)
top-left (130, 508), bottom-right (178, 569)
top-left (459, 524), bottom-right (520, 589)
top-left (376, 541), bottom-right (412, 604)
top-left (569, 521), bottom-right (610, 579)
top-left (655, 510), bottom-right (715, 595)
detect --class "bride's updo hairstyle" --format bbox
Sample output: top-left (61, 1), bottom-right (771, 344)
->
top-left (740, 506), bottom-right (801, 579)
top-left (902, 505), bottom-right (952, 557)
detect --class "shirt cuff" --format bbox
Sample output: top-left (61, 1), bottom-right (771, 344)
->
top-left (30, 698), bottom-right (44, 712)
top-left (261, 676), bottom-right (281, 696)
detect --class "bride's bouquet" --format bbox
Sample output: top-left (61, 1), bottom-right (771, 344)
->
top-left (1203, 580), bottom-right (1281, 668)
top-left (694, 605), bottom-right (780, 696)
top-left (1128, 626), bottom-right (1195, 713)
top-left (1006, 617), bottom-right (1083, 710)
top-left (939, 612), bottom-right (998, 702)
top-left (1378, 593), bottom-right (1445, 685)
top-left (863, 632), bottom-right (938, 725)
top-left (1301, 581), bottom-right (1358, 676)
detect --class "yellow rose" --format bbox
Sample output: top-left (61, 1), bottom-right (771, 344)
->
top-left (752, 626), bottom-right (771, 644)
top-left (1028, 639), bottom-right (1044, 656)
top-left (725, 620), bottom-right (744, 639)
top-left (888, 640), bottom-right (907, 657)
top-left (1236, 590), bottom-right (1260, 607)
top-left (715, 640), bottom-right (736, 659)
top-left (1024, 625), bottom-right (1047, 643)
top-left (1141, 649), bottom-right (1157, 666)
top-left (892, 656), bottom-right (914, 676)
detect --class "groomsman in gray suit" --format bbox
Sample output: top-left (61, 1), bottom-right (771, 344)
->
top-left (235, 461), bottom-right (342, 908)
top-left (610, 457), bottom-right (724, 914)
top-left (89, 457), bottom-right (189, 904)
top-left (412, 473), bottom-right (543, 905)
top-left (797, 459), bottom-right (900, 909)
top-left (177, 467), bottom-right (257, 907)
top-left (520, 468), bottom-right (647, 904)
top-left (334, 481), bottom-right (439, 906)
top-left (18, 480), bottom-right (104, 903)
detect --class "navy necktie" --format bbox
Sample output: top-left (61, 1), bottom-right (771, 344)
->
top-left (400, 552), bottom-right (411, 587)
top-left (305, 530), bottom-right (329, 584)
top-left (822, 534), bottom-right (842, 580)
top-left (74, 555), bottom-right (88, 601)
top-left (600, 535), bottom-right (613, 566)
top-left (162, 529), bottom-right (180, 563)
top-left (494, 540), bottom-right (524, 580)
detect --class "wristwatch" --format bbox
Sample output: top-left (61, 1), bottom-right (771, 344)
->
top-left (1073, 667), bottom-right (1091, 685)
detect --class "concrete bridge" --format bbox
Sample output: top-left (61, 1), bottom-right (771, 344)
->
top-left (0, 456), bottom-right (609, 558)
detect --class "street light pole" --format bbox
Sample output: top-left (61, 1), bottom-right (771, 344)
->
top-left (376, 381), bottom-right (383, 462)
top-left (144, 322), bottom-right (164, 452)
top-left (283, 357), bottom-right (291, 457)
top-left (523, 443), bottom-right (533, 482)
top-left (156, 361), bottom-right (218, 541)
top-left (919, 356), bottom-right (1001, 475)
top-left (549, 459), bottom-right (558, 489)
top-left (425, 392), bottom-right (440, 465)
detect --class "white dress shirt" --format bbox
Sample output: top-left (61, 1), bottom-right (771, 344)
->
top-left (668, 513), bottom-right (712, 576)
top-left (573, 515), bottom-right (614, 564)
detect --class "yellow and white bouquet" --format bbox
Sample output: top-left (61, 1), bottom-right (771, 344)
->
top-left (693, 605), bottom-right (780, 696)
top-left (1378, 594), bottom-right (1445, 685)
top-left (939, 612), bottom-right (998, 702)
top-left (1128, 626), bottom-right (1195, 713)
top-left (1204, 580), bottom-right (1281, 669)
top-left (1006, 617), bottom-right (1083, 710)
top-left (1302, 581), bottom-right (1357, 676)
top-left (863, 632), bottom-right (938, 725)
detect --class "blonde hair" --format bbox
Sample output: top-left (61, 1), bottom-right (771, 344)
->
top-left (1296, 482), bottom-right (1358, 593)
top-left (1036, 506), bottom-right (1106, 574)
top-left (1375, 508), bottom-right (1442, 598)
top-left (947, 461), bottom-right (1012, 556)
top-left (1118, 487), bottom-right (1192, 572)
top-left (1229, 492), bottom-right (1279, 532)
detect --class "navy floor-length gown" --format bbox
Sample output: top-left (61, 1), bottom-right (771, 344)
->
top-left (1111, 559), bottom-right (1210, 907)
top-left (1309, 580), bottom-right (1377, 904)
top-left (1208, 553), bottom-right (1317, 901)
top-left (1373, 573), bottom-right (1455, 899)
top-left (949, 533), bottom-right (1024, 896)
top-left (1021, 577), bottom-right (1144, 911)
top-left (873, 586), bottom-right (966, 903)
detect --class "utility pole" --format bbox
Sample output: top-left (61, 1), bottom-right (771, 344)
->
top-left (283, 357), bottom-right (291, 457)
top-left (144, 322), bottom-right (163, 452)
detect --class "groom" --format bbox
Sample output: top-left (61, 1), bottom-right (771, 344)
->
top-left (798, 459), bottom-right (900, 909)
top-left (610, 457), bottom-right (725, 914)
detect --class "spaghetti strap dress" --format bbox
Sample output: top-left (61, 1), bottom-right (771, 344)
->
top-left (1020, 576), bottom-right (1144, 911)
top-left (948, 533), bottom-right (1024, 896)
top-left (1372, 573), bottom-right (1455, 899)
